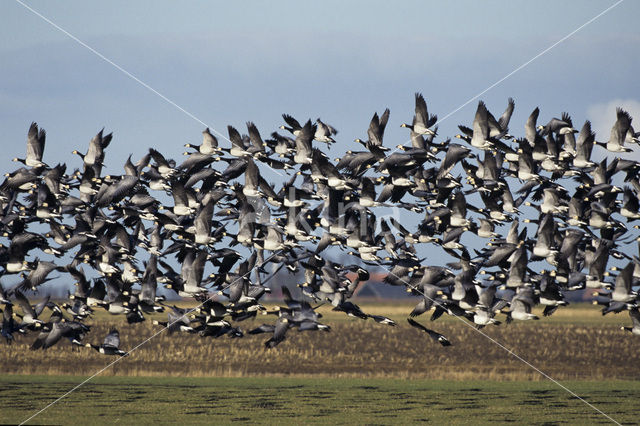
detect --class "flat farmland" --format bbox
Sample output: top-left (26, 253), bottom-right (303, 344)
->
top-left (1, 302), bottom-right (639, 381)
top-left (3, 303), bottom-right (640, 425)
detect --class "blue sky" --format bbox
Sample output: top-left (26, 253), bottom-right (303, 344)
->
top-left (1, 0), bottom-right (640, 286)
top-left (2, 0), bottom-right (639, 177)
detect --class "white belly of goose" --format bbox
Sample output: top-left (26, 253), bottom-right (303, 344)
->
top-left (173, 205), bottom-right (194, 216)
top-left (391, 177), bottom-right (412, 187)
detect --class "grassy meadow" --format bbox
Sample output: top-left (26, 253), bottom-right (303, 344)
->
top-left (3, 376), bottom-right (639, 425)
top-left (3, 302), bottom-right (640, 424)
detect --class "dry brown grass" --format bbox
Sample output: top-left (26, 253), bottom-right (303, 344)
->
top-left (3, 301), bottom-right (639, 380)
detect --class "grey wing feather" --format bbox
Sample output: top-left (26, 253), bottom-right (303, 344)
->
top-left (103, 329), bottom-right (120, 348)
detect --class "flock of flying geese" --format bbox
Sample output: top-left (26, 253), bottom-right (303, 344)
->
top-left (1, 93), bottom-right (640, 357)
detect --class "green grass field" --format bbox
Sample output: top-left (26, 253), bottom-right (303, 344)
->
top-left (3, 302), bottom-right (640, 424)
top-left (3, 376), bottom-right (639, 425)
